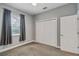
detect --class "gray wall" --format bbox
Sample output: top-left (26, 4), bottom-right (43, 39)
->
top-left (35, 3), bottom-right (77, 21)
top-left (0, 3), bottom-right (78, 49)
top-left (32, 15), bottom-right (36, 41)
top-left (77, 3), bottom-right (79, 15)
top-left (0, 4), bottom-right (34, 50)
top-left (35, 3), bottom-right (77, 47)
top-left (0, 7), bottom-right (3, 42)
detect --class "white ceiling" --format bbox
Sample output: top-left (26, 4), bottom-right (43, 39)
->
top-left (5, 3), bottom-right (67, 15)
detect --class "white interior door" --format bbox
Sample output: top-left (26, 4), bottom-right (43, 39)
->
top-left (36, 19), bottom-right (57, 47)
top-left (60, 15), bottom-right (78, 53)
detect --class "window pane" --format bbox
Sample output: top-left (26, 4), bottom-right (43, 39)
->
top-left (11, 14), bottom-right (20, 35)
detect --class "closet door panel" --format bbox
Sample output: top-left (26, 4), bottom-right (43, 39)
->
top-left (60, 15), bottom-right (78, 53)
top-left (36, 19), bottom-right (57, 47)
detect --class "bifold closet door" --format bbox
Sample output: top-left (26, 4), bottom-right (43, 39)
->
top-left (60, 15), bottom-right (78, 53)
top-left (36, 19), bottom-right (57, 47)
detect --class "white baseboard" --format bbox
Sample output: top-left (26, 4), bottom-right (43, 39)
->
top-left (0, 40), bottom-right (79, 54)
top-left (60, 48), bottom-right (79, 54)
top-left (35, 41), bottom-right (79, 54)
top-left (0, 40), bottom-right (33, 53)
top-left (35, 41), bottom-right (58, 48)
top-left (57, 46), bottom-right (60, 48)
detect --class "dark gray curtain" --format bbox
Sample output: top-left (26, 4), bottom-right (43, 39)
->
top-left (0, 9), bottom-right (12, 45)
top-left (19, 14), bottom-right (26, 41)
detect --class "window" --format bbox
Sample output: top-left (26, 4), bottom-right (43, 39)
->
top-left (11, 13), bottom-right (20, 35)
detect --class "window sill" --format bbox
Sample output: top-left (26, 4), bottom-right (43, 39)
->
top-left (12, 34), bottom-right (20, 36)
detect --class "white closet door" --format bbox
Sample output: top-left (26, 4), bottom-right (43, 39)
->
top-left (36, 19), bottom-right (57, 47)
top-left (60, 15), bottom-right (78, 53)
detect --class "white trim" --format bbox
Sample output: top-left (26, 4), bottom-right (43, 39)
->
top-left (0, 40), bottom-right (33, 53)
top-left (0, 40), bottom-right (79, 54)
top-left (12, 34), bottom-right (20, 36)
top-left (35, 41), bottom-right (58, 48)
top-left (36, 18), bottom-right (57, 22)
top-left (61, 48), bottom-right (79, 54)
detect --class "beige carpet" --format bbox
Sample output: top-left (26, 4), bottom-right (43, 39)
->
top-left (0, 42), bottom-right (79, 56)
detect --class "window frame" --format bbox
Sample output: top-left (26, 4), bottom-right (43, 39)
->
top-left (11, 12), bottom-right (20, 36)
